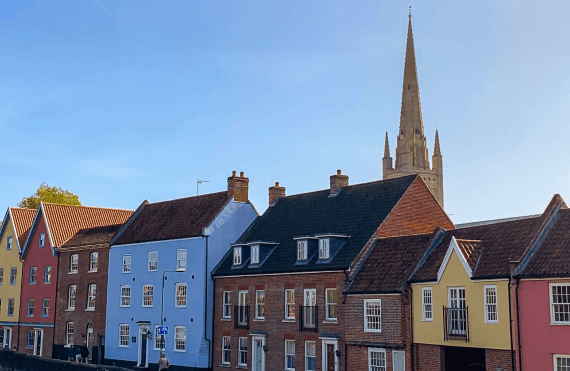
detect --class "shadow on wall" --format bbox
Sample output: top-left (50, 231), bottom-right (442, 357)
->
top-left (0, 349), bottom-right (130, 371)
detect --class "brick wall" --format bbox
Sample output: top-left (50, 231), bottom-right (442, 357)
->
top-left (485, 348), bottom-right (513, 371)
top-left (414, 343), bottom-right (444, 371)
top-left (17, 327), bottom-right (54, 359)
top-left (213, 272), bottom-right (346, 371)
top-left (0, 348), bottom-right (129, 371)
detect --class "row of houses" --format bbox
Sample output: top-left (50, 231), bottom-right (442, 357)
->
top-left (0, 170), bottom-right (568, 370)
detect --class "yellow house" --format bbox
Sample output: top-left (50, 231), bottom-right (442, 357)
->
top-left (0, 207), bottom-right (36, 348)
top-left (409, 216), bottom-right (541, 371)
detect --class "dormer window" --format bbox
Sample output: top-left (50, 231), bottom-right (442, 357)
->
top-left (319, 239), bottom-right (330, 259)
top-left (297, 240), bottom-right (308, 261)
top-left (233, 247), bottom-right (242, 265)
top-left (251, 245), bottom-right (260, 264)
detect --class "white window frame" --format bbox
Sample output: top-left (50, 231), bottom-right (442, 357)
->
top-left (119, 324), bottom-right (129, 347)
top-left (221, 336), bottom-right (231, 365)
top-left (39, 233), bottom-right (45, 247)
top-left (256, 290), bottom-right (265, 319)
top-left (87, 284), bottom-right (96, 310)
top-left (550, 283), bottom-right (570, 325)
top-left (68, 285), bottom-right (77, 310)
top-left (70, 254), bottom-right (78, 274)
top-left (422, 287), bottom-right (433, 321)
top-left (174, 326), bottom-right (186, 352)
top-left (154, 325), bottom-right (165, 351)
top-left (10, 267), bottom-right (17, 285)
top-left (89, 252), bottom-right (98, 272)
top-left (285, 289), bottom-right (295, 320)
top-left (27, 299), bottom-right (34, 317)
top-left (251, 244), bottom-right (260, 264)
top-left (238, 337), bottom-right (248, 367)
top-left (6, 237), bottom-right (12, 250)
top-left (319, 239), bottom-right (330, 259)
top-left (233, 247), bottom-right (242, 265)
top-left (176, 249), bottom-right (187, 271)
top-left (285, 339), bottom-right (295, 371)
top-left (554, 354), bottom-right (570, 371)
top-left (297, 240), bottom-right (308, 261)
top-left (368, 347), bottom-right (387, 371)
top-left (305, 340), bottom-right (316, 371)
top-left (66, 322), bottom-right (74, 347)
top-left (175, 283), bottom-right (187, 308)
top-left (148, 251), bottom-right (158, 272)
top-left (325, 288), bottom-right (338, 321)
top-left (142, 284), bottom-right (154, 307)
top-left (120, 285), bottom-right (131, 307)
top-left (44, 266), bottom-right (52, 284)
top-left (122, 254), bottom-right (131, 273)
top-left (364, 299), bottom-right (382, 332)
top-left (484, 285), bottom-right (498, 323)
top-left (42, 299), bottom-right (49, 317)
top-left (29, 267), bottom-right (37, 284)
top-left (222, 291), bottom-right (231, 319)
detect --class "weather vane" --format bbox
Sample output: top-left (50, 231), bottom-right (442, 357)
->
top-left (409, 6), bottom-right (412, 16)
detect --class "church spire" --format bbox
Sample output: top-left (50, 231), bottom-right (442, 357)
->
top-left (384, 131), bottom-right (390, 158)
top-left (434, 129), bottom-right (441, 156)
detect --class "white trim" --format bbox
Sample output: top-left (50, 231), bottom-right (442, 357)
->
top-left (321, 338), bottom-right (338, 371)
top-left (222, 291), bottom-right (231, 319)
top-left (221, 335), bottom-right (231, 365)
top-left (305, 340), bottom-right (316, 371)
top-left (251, 335), bottom-right (266, 371)
top-left (284, 289), bottom-right (295, 320)
top-left (392, 350), bottom-right (405, 371)
top-left (368, 347), bottom-right (387, 371)
top-left (554, 354), bottom-right (570, 370)
top-left (549, 283), bottom-right (570, 325)
top-left (255, 290), bottom-right (265, 319)
top-left (483, 285), bottom-right (498, 324)
top-left (421, 287), bottom-right (433, 322)
top-left (364, 299), bottom-right (382, 332)
top-left (325, 288), bottom-right (338, 321)
top-left (175, 283), bottom-right (187, 308)
top-left (137, 324), bottom-right (149, 367)
top-left (436, 237), bottom-right (472, 283)
top-left (173, 325), bottom-right (186, 352)
top-left (284, 339), bottom-right (295, 371)
top-left (32, 328), bottom-right (44, 356)
top-left (238, 336), bottom-right (248, 367)
top-left (214, 270), bottom-right (343, 279)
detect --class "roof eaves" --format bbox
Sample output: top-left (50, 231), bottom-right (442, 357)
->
top-left (20, 203), bottom-right (45, 260)
top-left (110, 200), bottom-right (149, 246)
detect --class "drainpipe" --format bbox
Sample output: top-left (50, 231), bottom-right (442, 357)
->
top-left (203, 234), bottom-right (211, 369)
top-left (508, 276), bottom-right (515, 371)
top-left (408, 283), bottom-right (415, 371)
top-left (515, 278), bottom-right (522, 371)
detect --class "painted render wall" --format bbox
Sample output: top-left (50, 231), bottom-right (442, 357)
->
top-left (0, 218), bottom-right (24, 324)
top-left (517, 278), bottom-right (570, 370)
top-left (412, 250), bottom-right (511, 350)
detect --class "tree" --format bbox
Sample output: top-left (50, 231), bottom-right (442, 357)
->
top-left (18, 183), bottom-right (81, 209)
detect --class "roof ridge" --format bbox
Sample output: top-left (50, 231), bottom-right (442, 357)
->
top-left (146, 190), bottom-right (228, 205)
top-left (42, 202), bottom-right (133, 212)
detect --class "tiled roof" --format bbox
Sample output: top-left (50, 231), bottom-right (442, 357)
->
top-left (60, 224), bottom-right (124, 249)
top-left (456, 239), bottom-right (482, 271)
top-left (42, 203), bottom-right (133, 248)
top-left (411, 216), bottom-right (542, 281)
top-left (10, 207), bottom-right (37, 248)
top-left (346, 233), bottom-right (434, 294)
top-left (112, 191), bottom-right (231, 246)
top-left (212, 175), bottom-right (418, 276)
top-left (518, 208), bottom-right (570, 277)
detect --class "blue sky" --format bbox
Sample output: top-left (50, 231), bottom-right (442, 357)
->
top-left (1, 0), bottom-right (569, 224)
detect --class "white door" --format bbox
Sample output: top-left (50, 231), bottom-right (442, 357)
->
top-left (4, 327), bottom-right (11, 349)
top-left (304, 289), bottom-right (317, 328)
top-left (392, 350), bottom-right (405, 371)
top-left (137, 325), bottom-right (149, 367)
top-left (448, 287), bottom-right (466, 335)
top-left (253, 337), bottom-right (265, 371)
top-left (86, 324), bottom-right (93, 361)
top-left (33, 329), bottom-right (43, 356)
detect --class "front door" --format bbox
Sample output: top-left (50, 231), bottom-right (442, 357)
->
top-left (448, 287), bottom-right (467, 335)
top-left (86, 324), bottom-right (93, 361)
top-left (253, 337), bottom-right (265, 371)
top-left (137, 325), bottom-right (149, 367)
top-left (304, 289), bottom-right (317, 328)
top-left (33, 329), bottom-right (43, 356)
top-left (326, 344), bottom-right (335, 371)
top-left (4, 327), bottom-right (11, 349)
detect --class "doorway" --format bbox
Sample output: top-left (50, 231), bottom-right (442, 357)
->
top-left (321, 338), bottom-right (338, 371)
top-left (33, 329), bottom-right (43, 356)
top-left (445, 346), bottom-right (485, 370)
top-left (86, 324), bottom-right (93, 361)
top-left (3, 327), bottom-right (11, 349)
top-left (137, 324), bottom-right (150, 368)
top-left (251, 336), bottom-right (265, 371)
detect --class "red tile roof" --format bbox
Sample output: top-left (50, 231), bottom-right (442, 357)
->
top-left (10, 207), bottom-right (37, 248)
top-left (455, 239), bottom-right (482, 271)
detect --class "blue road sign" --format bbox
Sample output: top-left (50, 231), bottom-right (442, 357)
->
top-left (157, 326), bottom-right (168, 335)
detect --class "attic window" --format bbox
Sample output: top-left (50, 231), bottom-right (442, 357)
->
top-left (319, 239), bottom-right (330, 259)
top-left (6, 237), bottom-right (12, 251)
top-left (39, 233), bottom-right (45, 247)
top-left (297, 240), bottom-right (308, 261)
top-left (233, 247), bottom-right (242, 265)
top-left (251, 245), bottom-right (260, 264)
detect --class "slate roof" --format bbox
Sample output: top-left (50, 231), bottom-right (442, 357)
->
top-left (212, 175), bottom-right (418, 276)
top-left (10, 207), bottom-right (37, 248)
top-left (112, 191), bottom-right (232, 246)
top-left (60, 224), bottom-right (124, 249)
top-left (517, 208), bottom-right (570, 277)
top-left (411, 216), bottom-right (542, 282)
top-left (346, 232), bottom-right (435, 294)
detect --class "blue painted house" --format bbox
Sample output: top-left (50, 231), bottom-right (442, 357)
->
top-left (104, 171), bottom-right (258, 370)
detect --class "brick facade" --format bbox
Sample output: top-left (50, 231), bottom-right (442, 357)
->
top-left (53, 246), bottom-right (110, 361)
top-left (414, 343), bottom-right (444, 371)
top-left (485, 348), bottom-right (513, 371)
top-left (17, 326), bottom-right (54, 358)
top-left (213, 272), bottom-right (346, 371)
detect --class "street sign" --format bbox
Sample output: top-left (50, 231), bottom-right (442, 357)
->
top-left (157, 326), bottom-right (168, 335)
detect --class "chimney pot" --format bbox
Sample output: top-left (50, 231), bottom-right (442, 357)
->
top-left (269, 182), bottom-right (286, 205)
top-left (240, 171), bottom-right (244, 178)
top-left (228, 171), bottom-right (249, 202)
top-left (232, 170), bottom-right (237, 177)
top-left (337, 169), bottom-right (342, 175)
top-left (275, 182), bottom-right (279, 187)
top-left (330, 170), bottom-right (349, 194)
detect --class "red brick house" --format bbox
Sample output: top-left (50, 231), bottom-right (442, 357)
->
top-left (18, 203), bottom-right (132, 358)
top-left (211, 172), bottom-right (453, 371)
top-left (52, 224), bottom-right (126, 363)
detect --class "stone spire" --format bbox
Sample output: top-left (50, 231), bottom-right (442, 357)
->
top-left (433, 129), bottom-right (441, 156)
top-left (382, 131), bottom-right (393, 176)
top-left (394, 12), bottom-right (429, 171)
top-left (384, 131), bottom-right (391, 157)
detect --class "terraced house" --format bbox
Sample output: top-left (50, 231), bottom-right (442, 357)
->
top-left (18, 203), bottom-right (133, 358)
top-left (0, 207), bottom-right (35, 350)
top-left (104, 171), bottom-right (257, 370)
top-left (212, 172), bottom-right (453, 371)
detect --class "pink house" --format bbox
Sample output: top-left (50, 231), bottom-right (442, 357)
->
top-left (514, 195), bottom-right (570, 370)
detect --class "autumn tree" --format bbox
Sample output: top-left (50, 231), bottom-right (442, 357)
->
top-left (18, 183), bottom-right (81, 209)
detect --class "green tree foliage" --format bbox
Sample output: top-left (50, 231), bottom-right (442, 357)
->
top-left (18, 183), bottom-right (81, 209)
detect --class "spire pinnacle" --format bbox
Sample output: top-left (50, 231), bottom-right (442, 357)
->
top-left (434, 129), bottom-right (441, 156)
top-left (384, 131), bottom-right (390, 157)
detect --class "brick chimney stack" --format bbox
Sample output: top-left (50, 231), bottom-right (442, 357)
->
top-left (227, 171), bottom-right (249, 202)
top-left (268, 182), bottom-right (286, 205)
top-left (330, 169), bottom-right (349, 194)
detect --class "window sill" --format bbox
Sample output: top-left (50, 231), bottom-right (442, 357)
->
top-left (422, 319), bottom-right (433, 322)
top-left (220, 318), bottom-right (231, 321)
top-left (174, 306), bottom-right (187, 309)
top-left (88, 270), bottom-right (98, 274)
top-left (29, 283), bottom-right (36, 285)
top-left (550, 322), bottom-right (570, 326)
top-left (323, 319), bottom-right (338, 324)
top-left (142, 306), bottom-right (153, 308)
top-left (66, 309), bottom-right (75, 312)
top-left (219, 364), bottom-right (231, 368)
top-left (44, 282), bottom-right (51, 285)
top-left (236, 365), bottom-right (247, 369)
top-left (282, 319), bottom-right (295, 323)
top-left (42, 315), bottom-right (49, 318)
top-left (68, 272), bottom-right (78, 275)
top-left (253, 318), bottom-right (265, 322)
top-left (173, 349), bottom-right (186, 353)
top-left (122, 272), bottom-right (131, 274)
top-left (484, 321), bottom-right (498, 325)
top-left (118, 345), bottom-right (129, 348)
top-left (120, 306), bottom-right (131, 308)
top-left (85, 308), bottom-right (95, 312)
top-left (364, 330), bottom-right (382, 333)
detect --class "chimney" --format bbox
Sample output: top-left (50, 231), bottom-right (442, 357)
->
top-left (330, 169), bottom-right (349, 194)
top-left (268, 182), bottom-right (286, 205)
top-left (227, 171), bottom-right (249, 202)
